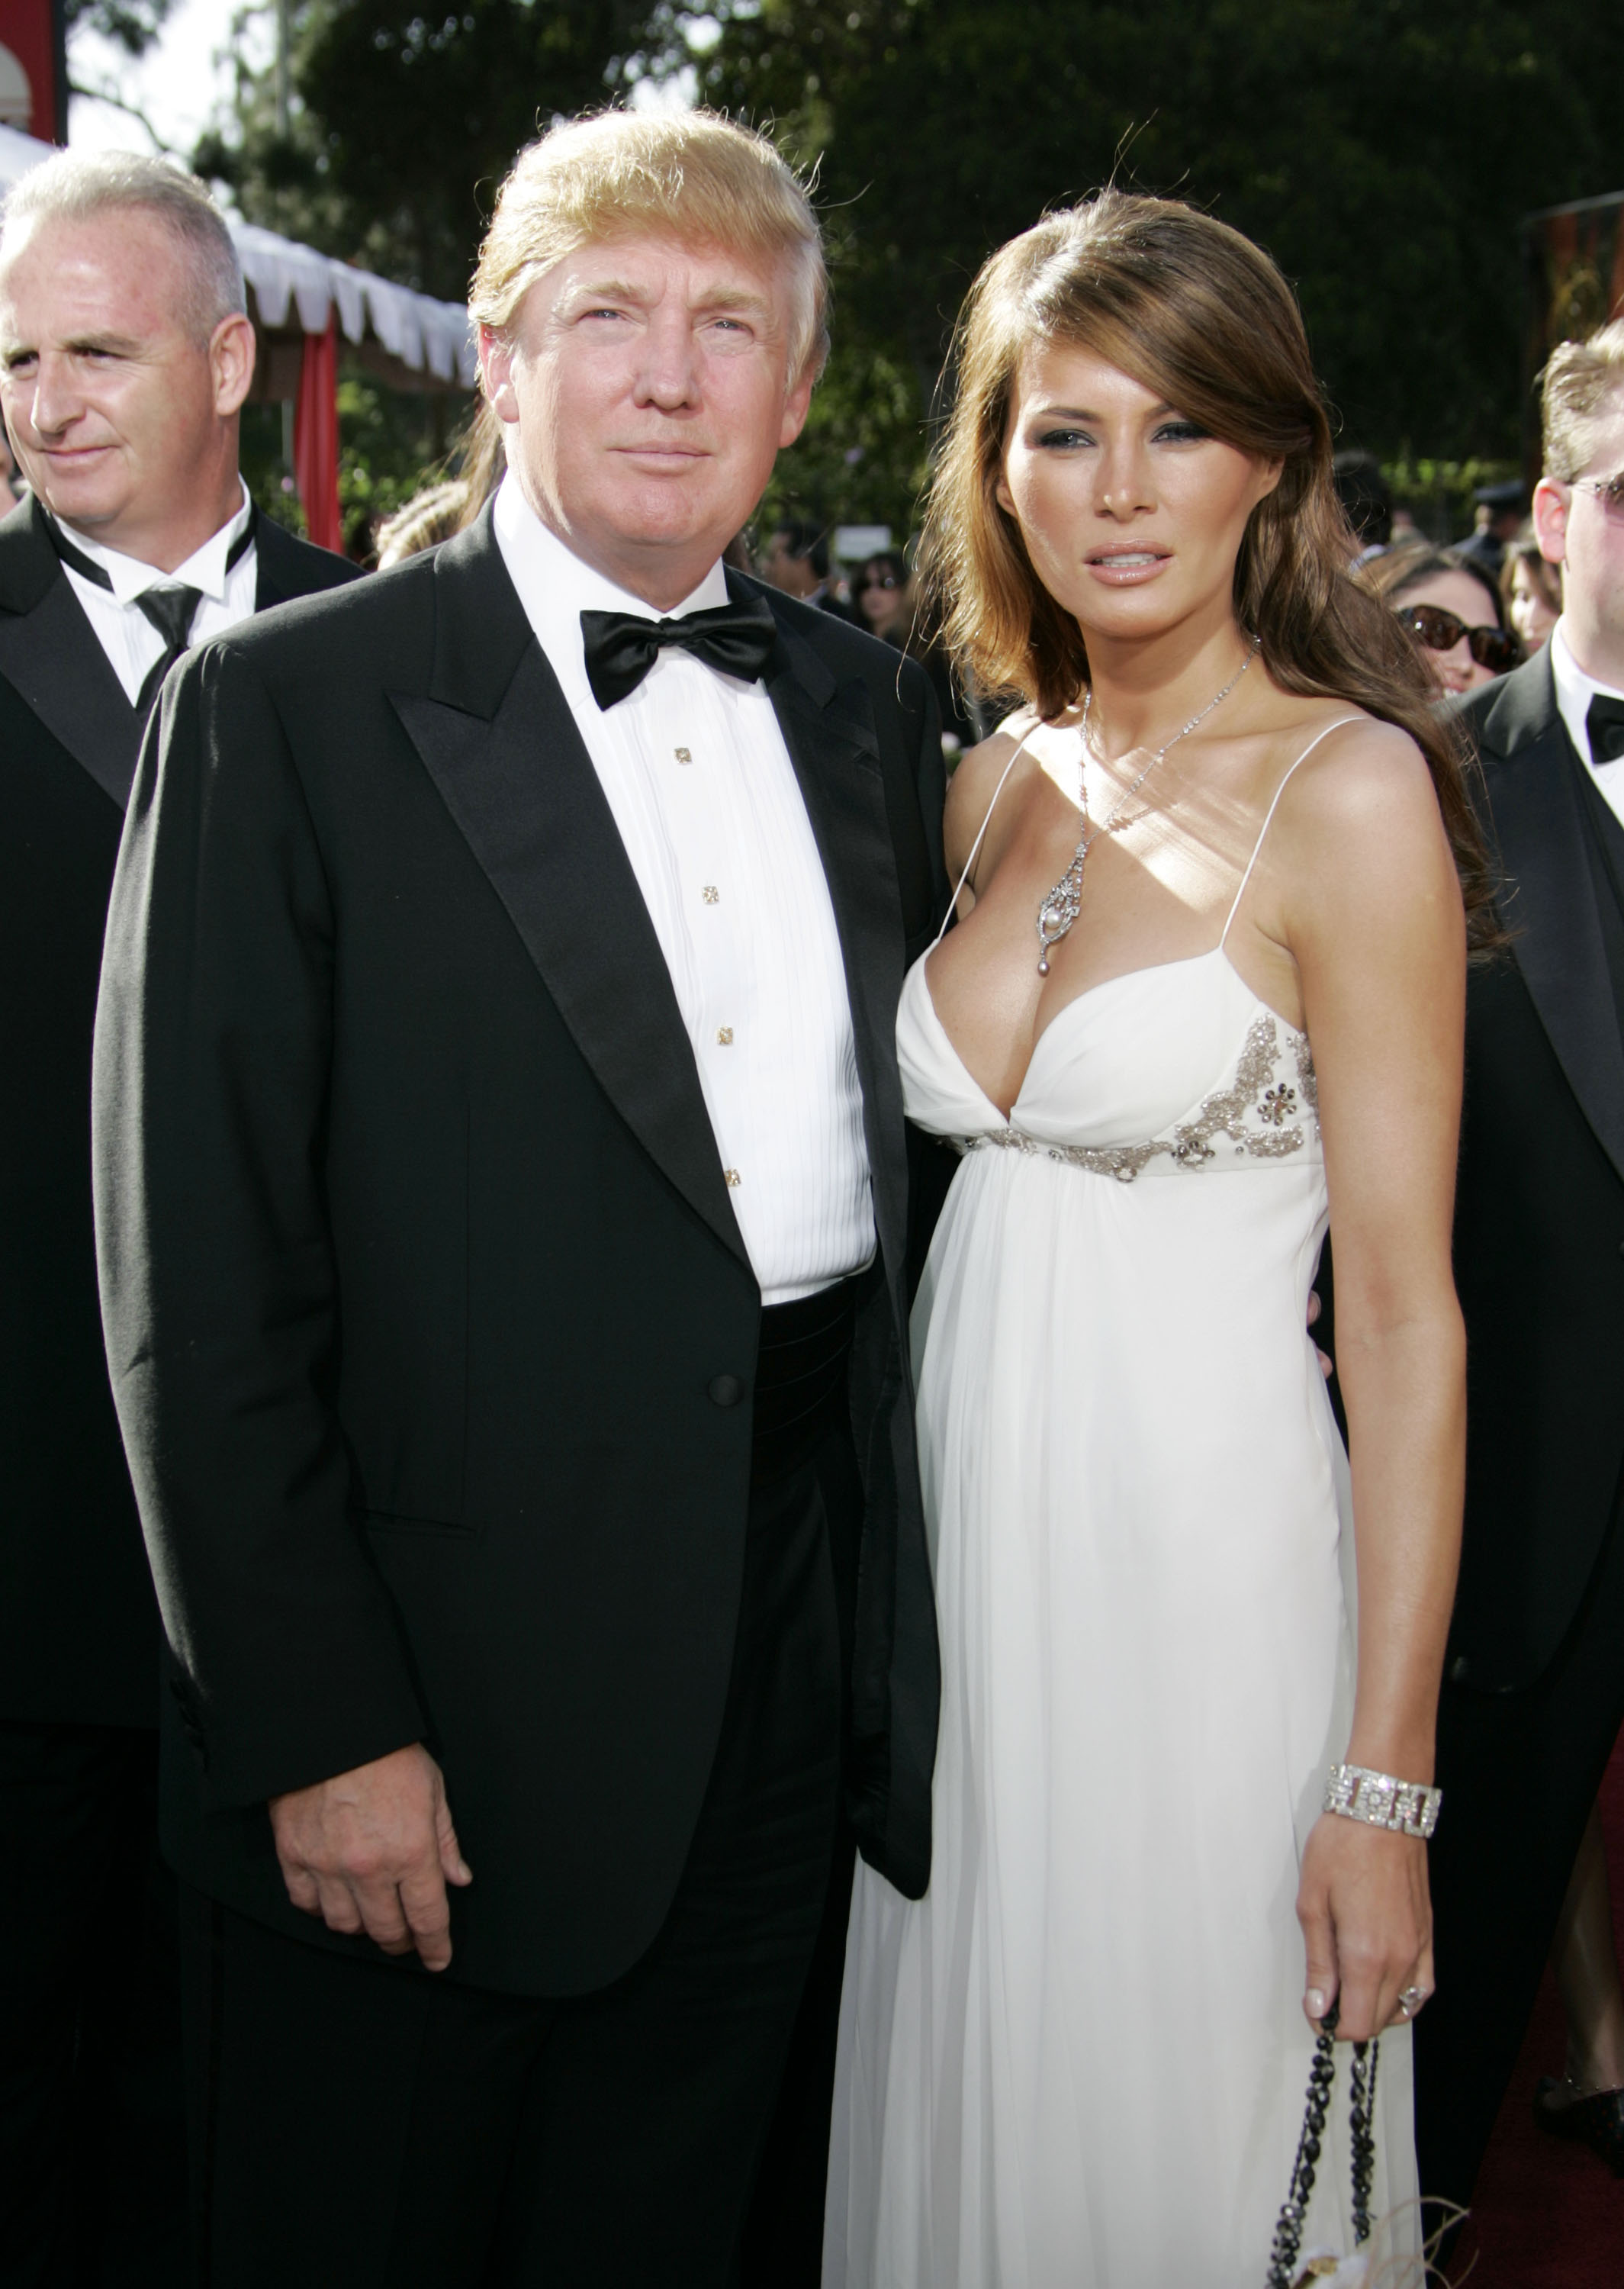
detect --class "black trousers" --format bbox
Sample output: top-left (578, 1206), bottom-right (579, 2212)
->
top-left (0, 1720), bottom-right (187, 2289)
top-left (181, 1413), bottom-right (855, 2287)
top-left (1414, 1495), bottom-right (1624, 2210)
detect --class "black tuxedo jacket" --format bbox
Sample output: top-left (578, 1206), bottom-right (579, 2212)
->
top-left (1446, 646), bottom-right (1624, 1692)
top-left (0, 494), bottom-right (358, 1729)
top-left (93, 504), bottom-right (948, 1995)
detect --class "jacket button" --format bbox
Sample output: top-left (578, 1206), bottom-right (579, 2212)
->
top-left (708, 1374), bottom-right (745, 1408)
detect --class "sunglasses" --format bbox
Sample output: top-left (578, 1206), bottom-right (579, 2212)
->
top-left (1396, 603), bottom-right (1522, 674)
top-left (1575, 471), bottom-right (1624, 523)
top-left (852, 572), bottom-right (902, 594)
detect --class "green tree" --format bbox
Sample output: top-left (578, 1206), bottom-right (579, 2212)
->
top-left (196, 0), bottom-right (654, 298)
top-left (662, 0), bottom-right (1622, 530)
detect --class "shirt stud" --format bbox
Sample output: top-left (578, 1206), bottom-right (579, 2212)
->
top-left (716, 1026), bottom-right (734, 1045)
top-left (724, 1168), bottom-right (741, 1187)
top-left (703, 885), bottom-right (720, 904)
top-left (674, 746), bottom-right (692, 764)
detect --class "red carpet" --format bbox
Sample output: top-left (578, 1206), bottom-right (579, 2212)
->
top-left (1443, 1729), bottom-right (1624, 2283)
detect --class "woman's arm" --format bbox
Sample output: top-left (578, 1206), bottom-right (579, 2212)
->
top-left (1274, 718), bottom-right (1467, 2043)
top-left (939, 710), bottom-right (1039, 916)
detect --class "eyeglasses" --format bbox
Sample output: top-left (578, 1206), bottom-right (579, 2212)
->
top-left (1396, 602), bottom-right (1523, 674)
top-left (1574, 471), bottom-right (1624, 522)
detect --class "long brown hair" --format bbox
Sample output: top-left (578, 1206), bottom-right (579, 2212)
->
top-left (923, 192), bottom-right (1500, 948)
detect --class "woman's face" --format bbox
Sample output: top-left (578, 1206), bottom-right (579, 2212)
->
top-left (857, 558), bottom-right (908, 634)
top-left (1508, 556), bottom-right (1559, 652)
top-left (1394, 568), bottom-right (1506, 697)
top-left (995, 342), bottom-right (1281, 648)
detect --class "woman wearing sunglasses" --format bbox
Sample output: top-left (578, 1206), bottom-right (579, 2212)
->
top-left (1365, 540), bottom-right (1522, 694)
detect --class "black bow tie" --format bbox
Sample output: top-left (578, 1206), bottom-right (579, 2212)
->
top-left (1589, 694), bottom-right (1624, 765)
top-left (579, 596), bottom-right (777, 711)
top-left (44, 506), bottom-right (256, 715)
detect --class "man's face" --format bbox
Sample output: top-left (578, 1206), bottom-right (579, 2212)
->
top-left (0, 208), bottom-right (252, 559)
top-left (760, 530), bottom-right (818, 598)
top-left (481, 233), bottom-right (815, 609)
top-left (1534, 392), bottom-right (1624, 674)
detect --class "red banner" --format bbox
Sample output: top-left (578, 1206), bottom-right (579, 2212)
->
top-left (294, 315), bottom-right (343, 555)
top-left (0, 0), bottom-right (64, 143)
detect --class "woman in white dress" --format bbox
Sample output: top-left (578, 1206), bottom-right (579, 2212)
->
top-left (825, 193), bottom-right (1497, 2286)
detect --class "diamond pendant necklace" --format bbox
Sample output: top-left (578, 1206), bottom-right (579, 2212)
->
top-left (1034, 635), bottom-right (1262, 975)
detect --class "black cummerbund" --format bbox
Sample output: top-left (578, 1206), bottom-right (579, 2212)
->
top-left (751, 1272), bottom-right (863, 1489)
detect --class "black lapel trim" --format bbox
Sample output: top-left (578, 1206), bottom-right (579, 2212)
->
top-left (0, 495), bottom-right (140, 810)
top-left (391, 509), bottom-right (751, 1272)
top-left (1483, 652), bottom-right (1624, 1182)
top-left (746, 578), bottom-right (909, 1300)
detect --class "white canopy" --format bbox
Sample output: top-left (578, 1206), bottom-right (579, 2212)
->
top-left (0, 125), bottom-right (477, 388)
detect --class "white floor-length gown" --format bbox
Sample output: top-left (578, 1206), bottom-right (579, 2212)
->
top-left (825, 727), bottom-right (1421, 2287)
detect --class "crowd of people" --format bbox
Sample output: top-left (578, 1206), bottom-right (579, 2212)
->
top-left (2, 105), bottom-right (1622, 2289)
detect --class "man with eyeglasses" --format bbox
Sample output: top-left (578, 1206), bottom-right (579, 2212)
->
top-left (1415, 315), bottom-right (1624, 2211)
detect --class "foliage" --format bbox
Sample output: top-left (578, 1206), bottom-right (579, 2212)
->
top-left (652, 0), bottom-right (1622, 528)
top-left (64, 0), bottom-right (177, 57)
top-left (237, 369), bottom-right (464, 558)
top-left (195, 0), bottom-right (656, 299)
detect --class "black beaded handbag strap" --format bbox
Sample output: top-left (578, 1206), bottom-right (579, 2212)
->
top-left (1265, 2004), bottom-right (1380, 2289)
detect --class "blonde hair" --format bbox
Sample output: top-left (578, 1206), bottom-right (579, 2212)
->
top-left (924, 189), bottom-right (1502, 951)
top-left (469, 109), bottom-right (827, 381)
top-left (1541, 317), bottom-right (1624, 483)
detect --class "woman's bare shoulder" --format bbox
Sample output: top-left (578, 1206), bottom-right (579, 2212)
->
top-left (944, 707), bottom-right (1044, 863)
top-left (1278, 711), bottom-right (1441, 842)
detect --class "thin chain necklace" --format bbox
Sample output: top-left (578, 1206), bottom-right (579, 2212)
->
top-left (1035, 636), bottom-right (1261, 975)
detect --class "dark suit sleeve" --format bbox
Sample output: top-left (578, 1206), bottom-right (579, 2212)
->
top-left (93, 641), bottom-right (426, 1810)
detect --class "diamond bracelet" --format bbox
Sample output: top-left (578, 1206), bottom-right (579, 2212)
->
top-left (1323, 1763), bottom-right (1441, 1839)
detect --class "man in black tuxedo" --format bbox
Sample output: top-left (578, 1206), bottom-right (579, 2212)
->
top-left (93, 111), bottom-right (944, 2283)
top-left (1415, 316), bottom-right (1624, 2206)
top-left (0, 150), bottom-right (355, 2284)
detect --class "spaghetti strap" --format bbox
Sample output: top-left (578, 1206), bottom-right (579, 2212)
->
top-left (931, 725), bottom-right (1037, 951)
top-left (1219, 716), bottom-right (1364, 949)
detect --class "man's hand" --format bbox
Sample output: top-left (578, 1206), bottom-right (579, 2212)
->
top-left (1307, 1289), bottom-right (1333, 1380)
top-left (269, 1743), bottom-right (472, 1972)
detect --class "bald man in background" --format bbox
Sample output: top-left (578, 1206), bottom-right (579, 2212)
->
top-left (0, 150), bottom-right (355, 2283)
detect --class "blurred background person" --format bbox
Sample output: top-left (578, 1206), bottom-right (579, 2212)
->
top-left (1332, 446), bottom-right (1392, 564)
top-left (1365, 539), bottom-right (1520, 696)
top-left (1415, 313), bottom-right (1624, 2212)
top-left (761, 514), bottom-right (855, 617)
top-left (851, 545), bottom-right (977, 758)
top-left (1455, 476), bottom-right (1528, 575)
top-left (1500, 520), bottom-right (1563, 653)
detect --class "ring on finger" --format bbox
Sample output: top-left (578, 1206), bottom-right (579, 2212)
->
top-left (1397, 1983), bottom-right (1429, 2019)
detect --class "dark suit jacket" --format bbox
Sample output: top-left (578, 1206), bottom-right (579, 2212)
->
top-left (92, 504), bottom-right (947, 1996)
top-left (0, 495), bottom-right (358, 1728)
top-left (1446, 646), bottom-right (1624, 1692)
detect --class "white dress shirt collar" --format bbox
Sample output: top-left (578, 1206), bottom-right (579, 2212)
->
top-left (492, 475), bottom-right (730, 715)
top-left (1550, 616), bottom-right (1624, 768)
top-left (56, 478), bottom-right (255, 606)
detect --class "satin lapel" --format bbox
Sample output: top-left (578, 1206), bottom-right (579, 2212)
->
top-left (1485, 657), bottom-right (1624, 1182)
top-left (391, 515), bottom-right (748, 1271)
top-left (758, 604), bottom-right (908, 1295)
top-left (0, 500), bottom-right (139, 810)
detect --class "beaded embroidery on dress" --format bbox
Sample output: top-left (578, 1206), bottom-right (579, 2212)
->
top-left (824, 723), bottom-right (1422, 2289)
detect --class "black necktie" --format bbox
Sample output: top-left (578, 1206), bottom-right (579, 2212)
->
top-left (44, 508), bottom-right (256, 716)
top-left (133, 582), bottom-right (204, 716)
top-left (579, 596), bottom-right (777, 711)
top-left (1588, 695), bottom-right (1624, 765)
